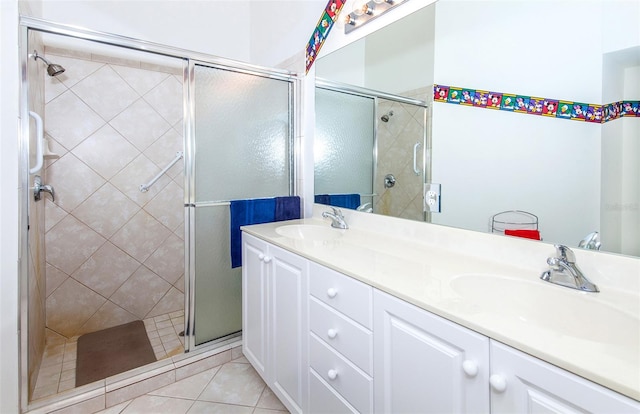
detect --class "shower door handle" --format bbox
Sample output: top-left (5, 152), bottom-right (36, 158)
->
top-left (413, 142), bottom-right (421, 176)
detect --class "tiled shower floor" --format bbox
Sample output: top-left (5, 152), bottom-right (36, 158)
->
top-left (32, 310), bottom-right (185, 401)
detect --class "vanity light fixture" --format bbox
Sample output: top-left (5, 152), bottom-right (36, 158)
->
top-left (344, 0), bottom-right (406, 34)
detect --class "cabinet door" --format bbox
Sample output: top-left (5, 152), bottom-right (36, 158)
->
top-left (490, 341), bottom-right (640, 413)
top-left (374, 290), bottom-right (490, 414)
top-left (269, 244), bottom-right (308, 414)
top-left (242, 233), bottom-right (269, 380)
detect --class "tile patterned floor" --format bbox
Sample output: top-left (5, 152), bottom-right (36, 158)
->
top-left (33, 311), bottom-right (289, 413)
top-left (95, 358), bottom-right (289, 414)
top-left (32, 311), bottom-right (185, 401)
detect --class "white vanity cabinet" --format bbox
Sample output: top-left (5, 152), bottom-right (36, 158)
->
top-left (242, 234), bottom-right (639, 414)
top-left (242, 233), bottom-right (308, 414)
top-left (489, 341), bottom-right (640, 413)
top-left (373, 289), bottom-right (640, 414)
top-left (373, 289), bottom-right (491, 413)
top-left (307, 262), bottom-right (374, 414)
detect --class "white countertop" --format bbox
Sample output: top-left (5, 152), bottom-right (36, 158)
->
top-left (242, 207), bottom-right (640, 402)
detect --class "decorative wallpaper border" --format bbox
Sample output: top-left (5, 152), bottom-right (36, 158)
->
top-left (306, 0), bottom-right (345, 74)
top-left (434, 84), bottom-right (639, 123)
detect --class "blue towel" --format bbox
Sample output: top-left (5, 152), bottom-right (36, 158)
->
top-left (315, 194), bottom-right (331, 205)
top-left (315, 194), bottom-right (360, 210)
top-left (275, 196), bottom-right (301, 221)
top-left (329, 194), bottom-right (361, 210)
top-left (230, 196), bottom-right (301, 268)
top-left (230, 198), bottom-right (276, 268)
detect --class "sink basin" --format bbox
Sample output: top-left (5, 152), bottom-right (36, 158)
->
top-left (276, 224), bottom-right (343, 241)
top-left (450, 274), bottom-right (639, 347)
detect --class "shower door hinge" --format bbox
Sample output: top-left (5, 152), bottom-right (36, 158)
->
top-left (424, 183), bottom-right (441, 213)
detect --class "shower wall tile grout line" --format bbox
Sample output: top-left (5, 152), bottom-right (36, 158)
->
top-left (41, 49), bottom-right (185, 370)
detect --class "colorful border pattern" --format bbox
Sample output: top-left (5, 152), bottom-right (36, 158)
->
top-left (434, 85), bottom-right (639, 123)
top-left (306, 0), bottom-right (346, 74)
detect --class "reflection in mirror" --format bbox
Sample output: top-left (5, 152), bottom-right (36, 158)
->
top-left (314, 0), bottom-right (640, 257)
top-left (315, 87), bottom-right (374, 210)
top-left (315, 81), bottom-right (428, 220)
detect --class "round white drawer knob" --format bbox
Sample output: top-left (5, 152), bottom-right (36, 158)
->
top-left (462, 360), bottom-right (478, 377)
top-left (327, 288), bottom-right (337, 298)
top-left (327, 369), bottom-right (338, 380)
top-left (258, 253), bottom-right (264, 260)
top-left (327, 329), bottom-right (337, 339)
top-left (263, 256), bottom-right (272, 263)
top-left (489, 374), bottom-right (507, 393)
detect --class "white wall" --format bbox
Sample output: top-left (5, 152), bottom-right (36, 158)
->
top-left (430, 0), bottom-right (604, 247)
top-left (316, 0), bottom-right (437, 91)
top-left (431, 104), bottom-right (601, 245)
top-left (249, 0), bottom-right (327, 67)
top-left (315, 39), bottom-right (366, 85)
top-left (1, 0), bottom-right (21, 411)
top-left (364, 4), bottom-right (434, 94)
top-left (433, 0), bottom-right (603, 102)
top-left (601, 63), bottom-right (640, 256)
top-left (37, 0), bottom-right (327, 68)
top-left (39, 0), bottom-right (252, 62)
top-left (600, 0), bottom-right (640, 256)
top-left (319, 0), bottom-right (438, 58)
top-left (602, 0), bottom-right (640, 55)
top-left (601, 55), bottom-right (640, 256)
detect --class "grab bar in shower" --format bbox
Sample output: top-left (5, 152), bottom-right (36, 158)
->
top-left (29, 111), bottom-right (44, 175)
top-left (413, 142), bottom-right (422, 176)
top-left (140, 151), bottom-right (183, 193)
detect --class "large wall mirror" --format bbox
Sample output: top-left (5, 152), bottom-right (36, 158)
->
top-left (314, 0), bottom-right (640, 257)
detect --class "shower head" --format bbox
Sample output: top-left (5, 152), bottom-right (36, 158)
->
top-left (32, 51), bottom-right (66, 77)
top-left (380, 110), bottom-right (394, 122)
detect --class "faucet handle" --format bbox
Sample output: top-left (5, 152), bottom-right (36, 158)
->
top-left (330, 206), bottom-right (344, 218)
top-left (33, 175), bottom-right (55, 202)
top-left (554, 244), bottom-right (576, 263)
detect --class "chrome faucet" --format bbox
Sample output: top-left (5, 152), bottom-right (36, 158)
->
top-left (357, 202), bottom-right (373, 213)
top-left (33, 175), bottom-right (55, 202)
top-left (540, 244), bottom-right (599, 292)
top-left (322, 207), bottom-right (348, 229)
top-left (578, 231), bottom-right (601, 250)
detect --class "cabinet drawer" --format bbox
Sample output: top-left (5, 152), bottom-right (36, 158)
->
top-left (309, 297), bottom-right (373, 375)
top-left (309, 369), bottom-right (358, 414)
top-left (309, 262), bottom-right (372, 329)
top-left (309, 334), bottom-right (372, 413)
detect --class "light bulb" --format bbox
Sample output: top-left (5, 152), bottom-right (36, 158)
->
top-left (352, 0), bottom-right (367, 15)
top-left (345, 13), bottom-right (357, 25)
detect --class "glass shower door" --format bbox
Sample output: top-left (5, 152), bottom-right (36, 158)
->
top-left (189, 63), bottom-right (293, 347)
top-left (315, 88), bottom-right (375, 206)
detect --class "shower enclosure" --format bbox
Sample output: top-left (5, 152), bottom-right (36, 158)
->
top-left (315, 80), bottom-right (429, 221)
top-left (19, 19), bottom-right (297, 410)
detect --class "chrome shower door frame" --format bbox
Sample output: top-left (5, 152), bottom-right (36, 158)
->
top-left (18, 17), bottom-right (299, 411)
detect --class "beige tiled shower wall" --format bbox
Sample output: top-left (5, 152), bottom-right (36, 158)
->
top-left (42, 47), bottom-right (185, 344)
top-left (374, 86), bottom-right (431, 221)
top-left (28, 30), bottom-right (47, 399)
